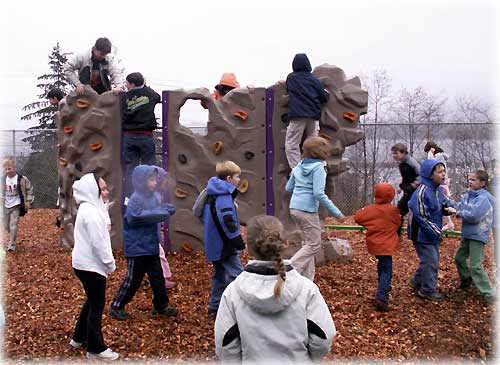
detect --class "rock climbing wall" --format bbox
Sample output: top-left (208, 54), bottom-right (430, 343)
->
top-left (57, 85), bottom-right (123, 248)
top-left (269, 64), bottom-right (368, 239)
top-left (163, 87), bottom-right (268, 250)
top-left (164, 63), bottom-right (368, 249)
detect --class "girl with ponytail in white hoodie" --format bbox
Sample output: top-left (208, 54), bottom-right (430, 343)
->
top-left (215, 215), bottom-right (336, 364)
top-left (70, 173), bottom-right (119, 361)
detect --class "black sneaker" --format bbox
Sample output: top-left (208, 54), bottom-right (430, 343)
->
top-left (459, 278), bottom-right (472, 289)
top-left (109, 307), bottom-right (131, 320)
top-left (152, 306), bottom-right (178, 317)
top-left (417, 289), bottom-right (444, 302)
top-left (409, 280), bottom-right (421, 290)
top-left (374, 299), bottom-right (390, 312)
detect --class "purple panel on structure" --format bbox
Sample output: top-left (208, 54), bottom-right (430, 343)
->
top-left (265, 88), bottom-right (275, 216)
top-left (161, 90), bottom-right (171, 251)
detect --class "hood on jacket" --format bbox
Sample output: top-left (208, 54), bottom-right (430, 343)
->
top-left (420, 159), bottom-right (444, 187)
top-left (219, 72), bottom-right (240, 88)
top-left (296, 159), bottom-right (323, 176)
top-left (375, 183), bottom-right (396, 204)
top-left (132, 165), bottom-right (158, 194)
top-left (73, 173), bottom-right (100, 206)
top-left (235, 260), bottom-right (304, 314)
top-left (206, 176), bottom-right (237, 195)
top-left (292, 53), bottom-right (312, 72)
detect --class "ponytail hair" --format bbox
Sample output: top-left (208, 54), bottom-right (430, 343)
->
top-left (246, 215), bottom-right (286, 297)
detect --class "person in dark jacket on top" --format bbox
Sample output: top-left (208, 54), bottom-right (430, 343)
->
top-left (285, 53), bottom-right (330, 169)
top-left (121, 72), bottom-right (161, 199)
top-left (109, 165), bottom-right (177, 320)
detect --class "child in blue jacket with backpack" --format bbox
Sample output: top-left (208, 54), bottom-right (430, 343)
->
top-left (203, 161), bottom-right (246, 315)
top-left (408, 159), bottom-right (452, 302)
top-left (109, 165), bottom-right (177, 320)
top-left (450, 170), bottom-right (495, 303)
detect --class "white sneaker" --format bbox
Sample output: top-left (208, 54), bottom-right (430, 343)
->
top-left (86, 348), bottom-right (119, 360)
top-left (7, 242), bottom-right (15, 252)
top-left (69, 339), bottom-right (84, 348)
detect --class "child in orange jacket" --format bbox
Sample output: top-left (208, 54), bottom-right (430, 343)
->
top-left (354, 183), bottom-right (401, 312)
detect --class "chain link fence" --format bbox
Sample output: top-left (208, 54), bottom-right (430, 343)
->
top-left (1, 123), bottom-right (497, 213)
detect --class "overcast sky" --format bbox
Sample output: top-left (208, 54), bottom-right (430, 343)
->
top-left (0, 0), bottom-right (498, 131)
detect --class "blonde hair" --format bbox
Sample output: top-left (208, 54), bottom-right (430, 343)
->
top-left (216, 160), bottom-right (241, 179)
top-left (246, 215), bottom-right (287, 297)
top-left (302, 137), bottom-right (330, 160)
top-left (2, 157), bottom-right (16, 168)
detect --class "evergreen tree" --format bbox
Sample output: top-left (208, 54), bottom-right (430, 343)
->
top-left (21, 42), bottom-right (71, 151)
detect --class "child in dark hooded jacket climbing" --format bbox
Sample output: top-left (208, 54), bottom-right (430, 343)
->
top-left (109, 165), bottom-right (177, 320)
top-left (202, 161), bottom-right (246, 314)
top-left (215, 215), bottom-right (336, 363)
top-left (285, 53), bottom-right (330, 169)
top-left (408, 159), bottom-right (452, 302)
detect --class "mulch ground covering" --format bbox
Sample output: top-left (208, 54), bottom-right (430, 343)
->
top-left (2, 209), bottom-right (496, 363)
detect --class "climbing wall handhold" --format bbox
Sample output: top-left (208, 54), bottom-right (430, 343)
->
top-left (59, 157), bottom-right (68, 166)
top-left (343, 112), bottom-right (357, 121)
top-left (238, 179), bottom-right (249, 194)
top-left (178, 154), bottom-right (187, 164)
top-left (234, 111), bottom-right (249, 121)
top-left (63, 126), bottom-right (74, 134)
top-left (76, 99), bottom-right (90, 108)
top-left (213, 141), bottom-right (224, 155)
top-left (182, 241), bottom-right (193, 252)
top-left (90, 141), bottom-right (103, 151)
top-left (74, 161), bottom-right (82, 172)
top-left (244, 151), bottom-right (255, 160)
top-left (175, 188), bottom-right (189, 198)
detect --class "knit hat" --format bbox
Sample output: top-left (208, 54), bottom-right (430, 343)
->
top-left (219, 72), bottom-right (240, 88)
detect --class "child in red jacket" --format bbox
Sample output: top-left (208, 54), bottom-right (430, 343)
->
top-left (354, 183), bottom-right (401, 312)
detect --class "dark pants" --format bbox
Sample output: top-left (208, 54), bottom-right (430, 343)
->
top-left (73, 269), bottom-right (108, 354)
top-left (375, 256), bottom-right (393, 302)
top-left (111, 255), bottom-right (168, 311)
top-left (208, 255), bottom-right (244, 312)
top-left (123, 133), bottom-right (156, 198)
top-left (397, 190), bottom-right (415, 217)
top-left (411, 242), bottom-right (440, 294)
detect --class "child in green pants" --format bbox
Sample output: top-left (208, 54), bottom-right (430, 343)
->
top-left (450, 170), bottom-right (495, 303)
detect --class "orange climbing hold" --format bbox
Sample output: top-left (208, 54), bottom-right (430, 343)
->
top-left (90, 142), bottom-right (103, 151)
top-left (76, 99), bottom-right (90, 108)
top-left (238, 179), bottom-right (249, 193)
top-left (182, 241), bottom-right (193, 252)
top-left (175, 188), bottom-right (189, 198)
top-left (213, 141), bottom-right (224, 155)
top-left (234, 111), bottom-right (249, 121)
top-left (63, 126), bottom-right (74, 134)
top-left (343, 112), bottom-right (357, 121)
top-left (59, 157), bottom-right (68, 166)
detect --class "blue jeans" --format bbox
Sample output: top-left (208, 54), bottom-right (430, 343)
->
top-left (208, 255), bottom-right (244, 312)
top-left (123, 133), bottom-right (156, 197)
top-left (412, 242), bottom-right (440, 294)
top-left (375, 256), bottom-right (393, 302)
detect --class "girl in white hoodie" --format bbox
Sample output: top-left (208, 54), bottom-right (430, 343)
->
top-left (70, 173), bottom-right (118, 360)
top-left (215, 215), bottom-right (336, 364)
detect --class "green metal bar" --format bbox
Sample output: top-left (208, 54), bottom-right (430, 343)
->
top-left (325, 225), bottom-right (462, 237)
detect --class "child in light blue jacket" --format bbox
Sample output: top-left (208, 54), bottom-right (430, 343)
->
top-left (286, 137), bottom-right (345, 281)
top-left (451, 170), bottom-right (495, 302)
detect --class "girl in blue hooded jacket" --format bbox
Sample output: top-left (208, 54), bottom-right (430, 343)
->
top-left (286, 137), bottom-right (345, 281)
top-left (203, 161), bottom-right (246, 314)
top-left (109, 165), bottom-right (177, 320)
top-left (451, 170), bottom-right (495, 302)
